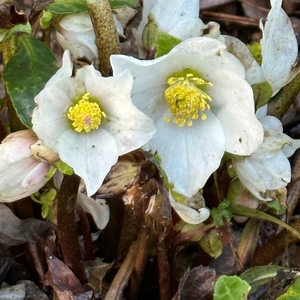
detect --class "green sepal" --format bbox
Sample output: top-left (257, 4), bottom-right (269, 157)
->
top-left (213, 275), bottom-right (250, 300)
top-left (45, 166), bottom-right (57, 181)
top-left (265, 200), bottom-right (287, 215)
top-left (56, 161), bottom-right (74, 175)
top-left (40, 10), bottom-right (54, 29)
top-left (252, 81), bottom-right (273, 110)
top-left (155, 32), bottom-right (182, 57)
top-left (2, 34), bottom-right (57, 127)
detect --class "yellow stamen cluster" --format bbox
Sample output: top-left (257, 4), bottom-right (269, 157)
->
top-left (165, 72), bottom-right (213, 127)
top-left (67, 93), bottom-right (106, 133)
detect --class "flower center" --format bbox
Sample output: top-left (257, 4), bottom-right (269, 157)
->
top-left (164, 69), bottom-right (213, 127)
top-left (67, 93), bottom-right (106, 133)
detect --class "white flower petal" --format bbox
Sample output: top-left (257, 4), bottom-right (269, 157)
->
top-left (169, 18), bottom-right (205, 40)
top-left (260, 0), bottom-right (298, 94)
top-left (218, 35), bottom-right (265, 85)
top-left (259, 115), bottom-right (283, 132)
top-left (151, 112), bottom-right (226, 197)
top-left (152, 0), bottom-right (199, 32)
top-left (56, 12), bottom-right (98, 62)
top-left (169, 191), bottom-right (210, 224)
top-left (77, 193), bottom-right (110, 230)
top-left (84, 70), bottom-right (156, 154)
top-left (208, 69), bottom-right (263, 155)
top-left (282, 138), bottom-right (300, 157)
top-left (248, 152), bottom-right (291, 190)
top-left (57, 129), bottom-right (118, 196)
top-left (22, 162), bottom-right (50, 189)
top-left (233, 158), bottom-right (269, 200)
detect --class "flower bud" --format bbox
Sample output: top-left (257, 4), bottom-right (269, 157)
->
top-left (0, 130), bottom-right (50, 202)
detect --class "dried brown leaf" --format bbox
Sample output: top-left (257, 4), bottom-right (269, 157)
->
top-left (0, 203), bottom-right (54, 247)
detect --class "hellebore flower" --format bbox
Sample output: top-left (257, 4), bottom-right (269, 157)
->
top-left (0, 130), bottom-right (50, 202)
top-left (111, 37), bottom-right (264, 197)
top-left (260, 0), bottom-right (299, 95)
top-left (32, 50), bottom-right (155, 196)
top-left (56, 12), bottom-right (124, 62)
top-left (232, 115), bottom-right (300, 200)
top-left (218, 0), bottom-right (299, 98)
top-left (133, 0), bottom-right (220, 58)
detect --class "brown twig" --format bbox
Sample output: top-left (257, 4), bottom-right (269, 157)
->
top-left (104, 240), bottom-right (139, 300)
top-left (128, 229), bottom-right (150, 300)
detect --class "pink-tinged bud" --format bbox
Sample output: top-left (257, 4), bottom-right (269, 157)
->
top-left (0, 130), bottom-right (51, 202)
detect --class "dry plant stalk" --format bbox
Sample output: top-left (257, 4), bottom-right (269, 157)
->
top-left (87, 0), bottom-right (121, 76)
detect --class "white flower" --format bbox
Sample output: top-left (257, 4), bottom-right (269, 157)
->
top-left (32, 50), bottom-right (155, 196)
top-left (133, 0), bottom-right (220, 58)
top-left (232, 115), bottom-right (300, 200)
top-left (56, 12), bottom-right (124, 62)
top-left (260, 0), bottom-right (299, 95)
top-left (111, 37), bottom-right (264, 197)
top-left (218, 0), bottom-right (299, 96)
top-left (0, 130), bottom-right (50, 202)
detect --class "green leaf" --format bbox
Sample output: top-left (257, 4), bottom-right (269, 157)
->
top-left (252, 81), bottom-right (273, 110)
top-left (228, 204), bottom-right (300, 240)
top-left (3, 35), bottom-right (57, 127)
top-left (277, 276), bottom-right (300, 300)
top-left (47, 0), bottom-right (88, 14)
top-left (155, 32), bottom-right (182, 57)
top-left (240, 265), bottom-right (285, 293)
top-left (213, 275), bottom-right (250, 300)
top-left (211, 198), bottom-right (232, 227)
top-left (110, 0), bottom-right (139, 8)
top-left (0, 23), bottom-right (31, 43)
top-left (46, 0), bottom-right (137, 14)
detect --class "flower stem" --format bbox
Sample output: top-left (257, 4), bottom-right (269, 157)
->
top-left (57, 173), bottom-right (86, 282)
top-left (271, 71), bottom-right (300, 119)
top-left (87, 0), bottom-right (121, 76)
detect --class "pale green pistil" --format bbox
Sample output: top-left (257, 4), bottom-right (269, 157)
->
top-left (165, 73), bottom-right (213, 127)
top-left (67, 93), bottom-right (106, 133)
